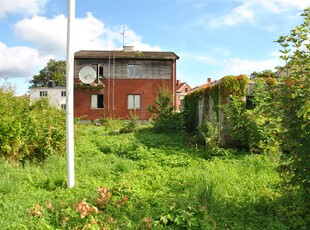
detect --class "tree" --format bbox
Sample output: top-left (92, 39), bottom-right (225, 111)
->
top-left (276, 7), bottom-right (310, 199)
top-left (147, 86), bottom-right (174, 120)
top-left (250, 69), bottom-right (276, 79)
top-left (29, 59), bottom-right (66, 88)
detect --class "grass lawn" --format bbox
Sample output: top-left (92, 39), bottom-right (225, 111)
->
top-left (0, 124), bottom-right (304, 229)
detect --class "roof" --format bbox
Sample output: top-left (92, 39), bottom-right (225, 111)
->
top-left (176, 82), bottom-right (191, 92)
top-left (29, 86), bottom-right (66, 90)
top-left (75, 50), bottom-right (179, 60)
top-left (191, 81), bottom-right (217, 91)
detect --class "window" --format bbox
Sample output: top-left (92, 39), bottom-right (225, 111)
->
top-left (127, 64), bottom-right (141, 78)
top-left (128, 94), bottom-right (141, 109)
top-left (98, 65), bottom-right (104, 76)
top-left (91, 94), bottom-right (104, 109)
top-left (61, 104), bottom-right (66, 110)
top-left (61, 91), bottom-right (66, 97)
top-left (185, 88), bottom-right (188, 93)
top-left (40, 91), bottom-right (48, 97)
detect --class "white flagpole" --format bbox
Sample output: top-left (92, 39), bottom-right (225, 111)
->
top-left (66, 0), bottom-right (75, 188)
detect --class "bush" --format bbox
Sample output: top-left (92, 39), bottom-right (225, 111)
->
top-left (153, 112), bottom-right (185, 133)
top-left (120, 111), bottom-right (139, 134)
top-left (0, 84), bottom-right (65, 163)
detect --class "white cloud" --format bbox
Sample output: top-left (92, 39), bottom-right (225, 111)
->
top-left (14, 14), bottom-right (67, 56)
top-left (221, 57), bottom-right (281, 76)
top-left (209, 0), bottom-right (310, 27)
top-left (14, 12), bottom-right (161, 57)
top-left (0, 0), bottom-right (48, 18)
top-left (0, 42), bottom-right (53, 79)
top-left (256, 0), bottom-right (310, 13)
top-left (210, 3), bottom-right (255, 27)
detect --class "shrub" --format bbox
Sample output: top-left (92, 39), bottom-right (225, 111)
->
top-left (222, 79), bottom-right (282, 153)
top-left (120, 111), bottom-right (139, 134)
top-left (153, 112), bottom-right (185, 133)
top-left (147, 85), bottom-right (174, 120)
top-left (0, 84), bottom-right (65, 163)
top-left (147, 85), bottom-right (185, 134)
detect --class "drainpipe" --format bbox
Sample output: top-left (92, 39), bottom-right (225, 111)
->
top-left (172, 60), bottom-right (176, 109)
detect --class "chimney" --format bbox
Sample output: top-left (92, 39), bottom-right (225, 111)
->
top-left (123, 46), bottom-right (134, 52)
top-left (176, 80), bottom-right (181, 85)
top-left (207, 78), bottom-right (211, 83)
top-left (47, 80), bottom-right (56, 88)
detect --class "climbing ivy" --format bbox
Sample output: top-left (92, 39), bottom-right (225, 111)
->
top-left (184, 75), bottom-right (249, 134)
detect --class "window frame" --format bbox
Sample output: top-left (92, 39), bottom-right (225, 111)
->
top-left (127, 64), bottom-right (141, 78)
top-left (39, 91), bottom-right (48, 97)
top-left (91, 94), bottom-right (104, 109)
top-left (61, 104), bottom-right (66, 111)
top-left (127, 94), bottom-right (141, 109)
top-left (97, 65), bottom-right (104, 77)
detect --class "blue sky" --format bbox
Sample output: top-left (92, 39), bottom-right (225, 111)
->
top-left (1, 0), bottom-right (309, 95)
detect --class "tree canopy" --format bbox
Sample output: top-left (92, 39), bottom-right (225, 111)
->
top-left (29, 59), bottom-right (66, 88)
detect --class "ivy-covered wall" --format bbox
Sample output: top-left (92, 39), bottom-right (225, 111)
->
top-left (184, 75), bottom-right (249, 146)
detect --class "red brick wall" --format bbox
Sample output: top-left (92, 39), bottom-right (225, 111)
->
top-left (103, 78), bottom-right (173, 120)
top-left (74, 88), bottom-right (104, 120)
top-left (74, 79), bottom-right (173, 120)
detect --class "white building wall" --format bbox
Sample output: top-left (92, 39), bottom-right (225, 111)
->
top-left (29, 87), bottom-right (66, 110)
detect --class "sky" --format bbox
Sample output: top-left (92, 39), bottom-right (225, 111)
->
top-left (0, 0), bottom-right (309, 95)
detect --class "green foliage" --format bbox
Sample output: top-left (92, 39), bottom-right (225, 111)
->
top-left (0, 125), bottom-right (308, 229)
top-left (148, 85), bottom-right (185, 134)
top-left (250, 69), bottom-right (276, 79)
top-left (184, 75), bottom-right (249, 135)
top-left (147, 85), bottom-right (174, 120)
top-left (275, 7), bottom-right (310, 196)
top-left (153, 112), bottom-right (185, 134)
top-left (220, 74), bottom-right (249, 99)
top-left (0, 84), bottom-right (65, 163)
top-left (120, 111), bottom-right (139, 134)
top-left (184, 89), bottom-right (200, 133)
top-left (29, 59), bottom-right (66, 88)
top-left (199, 121), bottom-right (220, 151)
top-left (223, 79), bottom-right (282, 153)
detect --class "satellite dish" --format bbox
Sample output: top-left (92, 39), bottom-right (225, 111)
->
top-left (78, 66), bottom-right (97, 84)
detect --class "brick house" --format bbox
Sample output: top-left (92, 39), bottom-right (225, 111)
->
top-left (74, 46), bottom-right (179, 120)
top-left (175, 80), bottom-right (191, 112)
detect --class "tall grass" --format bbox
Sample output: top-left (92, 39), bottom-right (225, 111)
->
top-left (0, 124), bottom-right (307, 229)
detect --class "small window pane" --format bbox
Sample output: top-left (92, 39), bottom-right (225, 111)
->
top-left (91, 95), bottom-right (97, 108)
top-left (97, 94), bottom-right (104, 108)
top-left (128, 95), bottom-right (134, 109)
top-left (135, 65), bottom-right (141, 78)
top-left (134, 95), bottom-right (140, 108)
top-left (98, 65), bottom-right (104, 76)
top-left (128, 65), bottom-right (135, 78)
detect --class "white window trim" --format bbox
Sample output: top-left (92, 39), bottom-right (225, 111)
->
top-left (91, 94), bottom-right (104, 109)
top-left (128, 94), bottom-right (141, 109)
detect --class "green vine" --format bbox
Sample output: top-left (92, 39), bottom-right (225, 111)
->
top-left (220, 75), bottom-right (249, 100)
top-left (184, 75), bottom-right (250, 133)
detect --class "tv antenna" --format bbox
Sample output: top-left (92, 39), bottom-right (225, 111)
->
top-left (121, 25), bottom-right (125, 46)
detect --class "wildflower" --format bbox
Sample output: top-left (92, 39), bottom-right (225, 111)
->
top-left (75, 199), bottom-right (98, 218)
